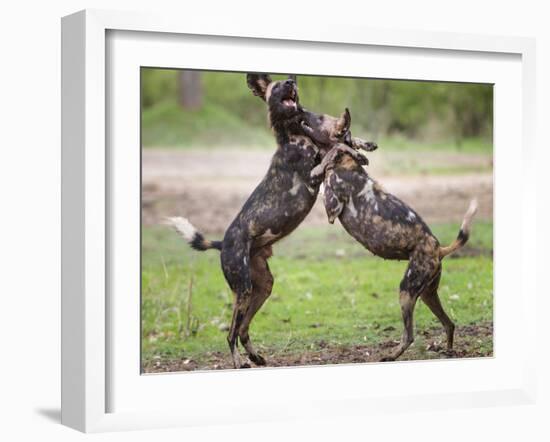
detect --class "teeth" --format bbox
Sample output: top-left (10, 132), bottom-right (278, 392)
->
top-left (283, 98), bottom-right (297, 108)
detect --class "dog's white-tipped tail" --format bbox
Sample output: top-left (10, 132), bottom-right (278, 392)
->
top-left (166, 216), bottom-right (197, 242)
top-left (461, 199), bottom-right (478, 235)
top-left (439, 199), bottom-right (478, 259)
top-left (164, 217), bottom-right (222, 252)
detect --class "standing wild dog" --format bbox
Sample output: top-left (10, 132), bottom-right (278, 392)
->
top-left (168, 74), bottom-right (374, 368)
top-left (305, 109), bottom-right (477, 361)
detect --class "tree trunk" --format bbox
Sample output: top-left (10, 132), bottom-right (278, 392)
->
top-left (178, 71), bottom-right (202, 110)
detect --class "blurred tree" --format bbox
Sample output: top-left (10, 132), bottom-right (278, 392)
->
top-left (448, 83), bottom-right (493, 147)
top-left (178, 71), bottom-right (202, 110)
top-left (141, 68), bottom-right (493, 148)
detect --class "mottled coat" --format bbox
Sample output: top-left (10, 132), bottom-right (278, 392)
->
top-left (311, 142), bottom-right (478, 360)
top-left (169, 75), bottom-right (374, 368)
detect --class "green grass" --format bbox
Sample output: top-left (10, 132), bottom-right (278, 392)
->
top-left (141, 221), bottom-right (493, 365)
top-left (141, 99), bottom-right (492, 154)
top-left (141, 100), bottom-right (273, 148)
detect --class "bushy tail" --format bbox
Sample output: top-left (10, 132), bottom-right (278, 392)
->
top-left (165, 217), bottom-right (222, 252)
top-left (439, 200), bottom-right (478, 259)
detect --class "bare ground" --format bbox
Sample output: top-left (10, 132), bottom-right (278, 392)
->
top-left (143, 322), bottom-right (493, 373)
top-left (142, 149), bottom-right (493, 374)
top-left (142, 149), bottom-right (493, 231)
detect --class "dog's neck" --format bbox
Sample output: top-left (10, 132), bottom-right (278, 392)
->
top-left (271, 108), bottom-right (308, 146)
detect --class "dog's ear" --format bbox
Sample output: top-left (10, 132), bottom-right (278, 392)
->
top-left (288, 74), bottom-right (297, 84)
top-left (247, 73), bottom-right (272, 101)
top-left (336, 107), bottom-right (352, 135)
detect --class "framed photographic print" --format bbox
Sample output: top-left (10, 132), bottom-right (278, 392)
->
top-left (141, 69), bottom-right (493, 373)
top-left (61, 9), bottom-right (537, 433)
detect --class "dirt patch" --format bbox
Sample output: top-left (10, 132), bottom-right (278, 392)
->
top-left (142, 149), bottom-right (493, 231)
top-left (143, 322), bottom-right (493, 373)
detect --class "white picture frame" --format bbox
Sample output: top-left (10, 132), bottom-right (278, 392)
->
top-left (61, 9), bottom-right (537, 433)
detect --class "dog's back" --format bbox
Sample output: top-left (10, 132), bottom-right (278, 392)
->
top-left (323, 154), bottom-right (433, 260)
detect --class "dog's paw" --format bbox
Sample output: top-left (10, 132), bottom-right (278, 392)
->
top-left (379, 356), bottom-right (396, 362)
top-left (364, 141), bottom-right (378, 152)
top-left (352, 137), bottom-right (378, 152)
top-left (440, 349), bottom-right (457, 358)
top-left (239, 362), bottom-right (252, 369)
top-left (249, 353), bottom-right (267, 366)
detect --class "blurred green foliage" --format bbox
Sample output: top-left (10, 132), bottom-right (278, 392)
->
top-left (141, 69), bottom-right (493, 149)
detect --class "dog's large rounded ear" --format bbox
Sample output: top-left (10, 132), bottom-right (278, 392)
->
top-left (336, 107), bottom-right (352, 134)
top-left (247, 73), bottom-right (272, 101)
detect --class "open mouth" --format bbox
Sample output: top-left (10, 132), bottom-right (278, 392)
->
top-left (282, 88), bottom-right (297, 109)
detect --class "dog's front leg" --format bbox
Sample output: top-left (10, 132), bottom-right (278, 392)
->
top-left (351, 136), bottom-right (378, 152)
top-left (310, 146), bottom-right (340, 179)
top-left (323, 172), bottom-right (347, 223)
top-left (311, 144), bottom-right (365, 179)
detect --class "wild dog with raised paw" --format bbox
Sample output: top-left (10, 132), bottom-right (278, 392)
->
top-left (308, 109), bottom-right (477, 361)
top-left (168, 75), bottom-right (375, 368)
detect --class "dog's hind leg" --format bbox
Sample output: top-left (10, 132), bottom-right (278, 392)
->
top-left (422, 291), bottom-right (455, 352)
top-left (421, 269), bottom-right (455, 352)
top-left (380, 290), bottom-right (419, 362)
top-left (227, 294), bottom-right (249, 368)
top-left (238, 246), bottom-right (274, 366)
top-left (381, 249), bottom-right (439, 362)
top-left (221, 234), bottom-right (253, 368)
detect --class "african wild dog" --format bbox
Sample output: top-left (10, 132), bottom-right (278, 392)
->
top-left (306, 110), bottom-right (478, 361)
top-left (168, 74), bottom-right (374, 368)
